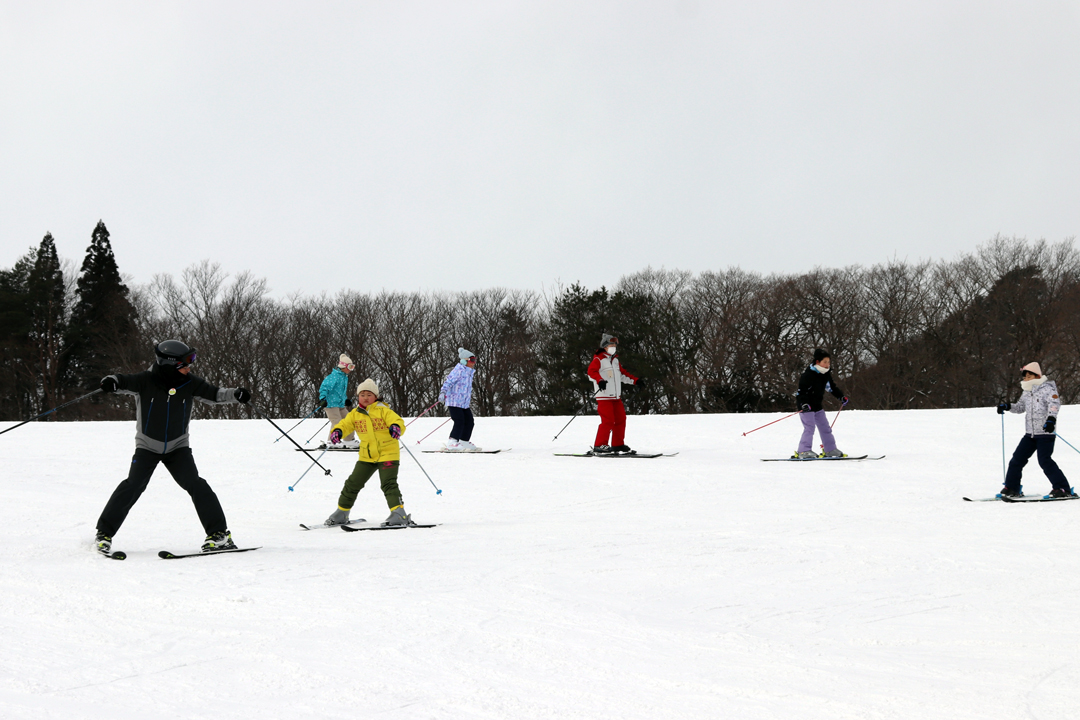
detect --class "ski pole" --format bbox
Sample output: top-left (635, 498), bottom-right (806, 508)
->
top-left (249, 400), bottom-right (332, 476)
top-left (407, 400), bottom-right (439, 426)
top-left (399, 439), bottom-right (442, 495)
top-left (1001, 412), bottom-right (1007, 483)
top-left (553, 391), bottom-right (601, 441)
top-left (289, 450), bottom-right (328, 491)
top-left (305, 419), bottom-right (330, 445)
top-left (820, 405), bottom-right (844, 449)
top-left (416, 418), bottom-right (451, 445)
top-left (0, 388), bottom-right (103, 437)
top-left (273, 405), bottom-right (321, 443)
top-left (741, 411), bottom-right (800, 437)
top-left (1052, 432), bottom-right (1080, 456)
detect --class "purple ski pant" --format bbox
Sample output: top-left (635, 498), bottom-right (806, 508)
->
top-left (798, 410), bottom-right (836, 453)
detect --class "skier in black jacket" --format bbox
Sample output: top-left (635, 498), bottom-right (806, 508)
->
top-left (794, 348), bottom-right (849, 459)
top-left (94, 340), bottom-right (250, 556)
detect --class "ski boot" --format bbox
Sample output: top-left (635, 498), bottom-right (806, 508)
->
top-left (95, 532), bottom-right (112, 555)
top-left (382, 505), bottom-right (415, 527)
top-left (795, 451), bottom-right (818, 460)
top-left (822, 449), bottom-right (846, 458)
top-left (996, 486), bottom-right (1023, 499)
top-left (444, 439), bottom-right (463, 452)
top-left (610, 444), bottom-right (635, 455)
top-left (1046, 487), bottom-right (1078, 499)
top-left (325, 508), bottom-right (350, 526)
top-left (591, 445), bottom-right (613, 455)
top-left (458, 440), bottom-right (482, 452)
top-left (201, 530), bottom-right (237, 552)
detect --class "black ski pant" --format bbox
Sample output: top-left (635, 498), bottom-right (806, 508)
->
top-left (1004, 434), bottom-right (1070, 493)
top-left (449, 406), bottom-right (474, 442)
top-left (96, 447), bottom-right (228, 537)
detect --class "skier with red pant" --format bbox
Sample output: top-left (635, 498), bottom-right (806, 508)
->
top-left (587, 333), bottom-right (640, 455)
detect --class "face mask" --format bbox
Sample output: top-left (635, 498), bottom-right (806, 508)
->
top-left (606, 346), bottom-right (617, 355)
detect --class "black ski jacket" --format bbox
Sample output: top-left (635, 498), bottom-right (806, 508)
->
top-left (106, 365), bottom-right (241, 454)
top-left (795, 365), bottom-right (845, 413)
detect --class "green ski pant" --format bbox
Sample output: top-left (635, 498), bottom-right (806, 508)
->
top-left (337, 460), bottom-right (402, 511)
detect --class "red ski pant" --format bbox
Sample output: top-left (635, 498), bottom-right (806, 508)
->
top-left (594, 399), bottom-right (627, 447)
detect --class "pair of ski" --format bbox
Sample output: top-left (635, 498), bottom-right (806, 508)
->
top-left (963, 494), bottom-right (1080, 503)
top-left (761, 455), bottom-right (885, 462)
top-left (299, 519), bottom-right (437, 531)
top-left (421, 448), bottom-right (508, 454)
top-left (554, 451), bottom-right (679, 459)
top-left (98, 547), bottom-right (262, 560)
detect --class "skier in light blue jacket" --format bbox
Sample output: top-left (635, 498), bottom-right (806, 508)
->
top-left (319, 354), bottom-right (356, 447)
top-left (439, 348), bottom-right (480, 451)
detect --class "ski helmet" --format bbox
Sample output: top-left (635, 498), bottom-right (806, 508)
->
top-left (155, 340), bottom-right (197, 368)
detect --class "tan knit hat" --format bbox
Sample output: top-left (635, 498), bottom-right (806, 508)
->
top-left (338, 354), bottom-right (355, 371)
top-left (356, 378), bottom-right (379, 397)
top-left (1022, 362), bottom-right (1042, 377)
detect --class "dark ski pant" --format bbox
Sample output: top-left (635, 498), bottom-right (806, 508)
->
top-left (1005, 434), bottom-right (1070, 492)
top-left (97, 447), bottom-right (228, 537)
top-left (595, 399), bottom-right (627, 447)
top-left (337, 460), bottom-right (402, 511)
top-left (449, 406), bottom-right (474, 442)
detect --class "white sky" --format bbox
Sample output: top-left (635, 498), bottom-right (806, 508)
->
top-left (2, 1), bottom-right (1079, 296)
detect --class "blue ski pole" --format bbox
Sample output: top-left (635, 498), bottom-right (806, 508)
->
top-left (399, 440), bottom-right (442, 495)
top-left (305, 419), bottom-right (330, 445)
top-left (274, 405), bottom-right (321, 443)
top-left (1053, 432), bottom-right (1080, 456)
top-left (289, 450), bottom-right (328, 491)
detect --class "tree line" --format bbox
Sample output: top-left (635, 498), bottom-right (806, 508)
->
top-left (3, 228), bottom-right (1079, 422)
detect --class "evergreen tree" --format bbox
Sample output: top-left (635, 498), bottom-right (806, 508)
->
top-left (66, 221), bottom-right (138, 403)
top-left (26, 233), bottom-right (69, 411)
top-left (0, 249), bottom-right (36, 419)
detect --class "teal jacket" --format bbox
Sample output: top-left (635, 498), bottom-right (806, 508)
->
top-left (319, 368), bottom-right (349, 408)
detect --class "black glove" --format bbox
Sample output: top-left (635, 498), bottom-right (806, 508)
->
top-left (635, 378), bottom-right (644, 388)
top-left (1045, 416), bottom-right (1057, 433)
top-left (318, 398), bottom-right (328, 408)
top-left (100, 376), bottom-right (118, 393)
top-left (597, 380), bottom-right (608, 391)
top-left (800, 403), bottom-right (812, 413)
top-left (997, 402), bottom-right (1010, 414)
top-left (345, 396), bottom-right (354, 409)
top-left (234, 388), bottom-right (250, 404)
top-left (841, 396), bottom-right (849, 407)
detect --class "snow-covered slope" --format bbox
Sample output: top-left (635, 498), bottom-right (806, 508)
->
top-left (2, 408), bottom-right (1078, 719)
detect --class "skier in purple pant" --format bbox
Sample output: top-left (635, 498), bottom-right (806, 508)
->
top-left (794, 349), bottom-right (849, 459)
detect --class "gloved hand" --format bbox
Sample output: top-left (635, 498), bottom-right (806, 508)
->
top-left (329, 429), bottom-right (343, 445)
top-left (318, 398), bottom-right (328, 408)
top-left (635, 378), bottom-right (644, 388)
top-left (438, 393), bottom-right (446, 405)
top-left (597, 380), bottom-right (608, 391)
top-left (800, 403), bottom-right (812, 413)
top-left (234, 388), bottom-right (250, 404)
top-left (389, 424), bottom-right (402, 439)
top-left (997, 402), bottom-right (1010, 414)
top-left (100, 376), bottom-right (118, 393)
top-left (1044, 416), bottom-right (1057, 433)
top-left (841, 396), bottom-right (849, 407)
top-left (345, 396), bottom-right (354, 409)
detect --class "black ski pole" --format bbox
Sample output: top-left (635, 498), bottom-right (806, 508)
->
top-left (0, 388), bottom-right (103, 437)
top-left (273, 405), bottom-right (321, 443)
top-left (552, 391), bottom-right (600, 441)
top-left (249, 400), bottom-right (332, 476)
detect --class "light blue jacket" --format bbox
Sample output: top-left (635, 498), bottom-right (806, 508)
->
top-left (440, 364), bottom-right (475, 409)
top-left (319, 368), bottom-right (349, 408)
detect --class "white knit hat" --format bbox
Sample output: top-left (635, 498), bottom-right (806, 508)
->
top-left (338, 354), bottom-right (355, 371)
top-left (356, 378), bottom-right (379, 397)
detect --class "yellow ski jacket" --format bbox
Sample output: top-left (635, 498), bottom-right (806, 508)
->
top-left (332, 402), bottom-right (406, 462)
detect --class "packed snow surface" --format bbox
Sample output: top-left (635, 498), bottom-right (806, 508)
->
top-left (2, 408), bottom-right (1080, 719)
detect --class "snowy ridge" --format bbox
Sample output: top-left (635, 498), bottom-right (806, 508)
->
top-left (2, 408), bottom-right (1079, 719)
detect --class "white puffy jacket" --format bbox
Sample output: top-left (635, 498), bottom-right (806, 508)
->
top-left (1011, 378), bottom-right (1061, 436)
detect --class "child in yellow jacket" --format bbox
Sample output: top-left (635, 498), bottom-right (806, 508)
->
top-left (324, 378), bottom-right (416, 527)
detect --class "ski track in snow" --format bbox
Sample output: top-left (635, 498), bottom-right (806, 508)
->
top-left (2, 409), bottom-right (1079, 719)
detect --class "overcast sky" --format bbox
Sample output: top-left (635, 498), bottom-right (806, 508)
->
top-left (2, 1), bottom-right (1078, 297)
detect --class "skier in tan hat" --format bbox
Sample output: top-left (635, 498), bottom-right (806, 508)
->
top-left (996, 361), bottom-right (1075, 499)
top-left (319, 353), bottom-right (357, 448)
